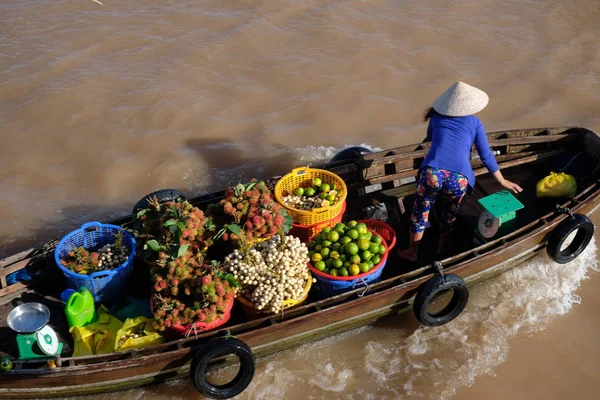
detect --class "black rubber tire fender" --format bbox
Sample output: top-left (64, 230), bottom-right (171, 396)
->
top-left (329, 146), bottom-right (372, 163)
top-left (190, 338), bottom-right (255, 399)
top-left (413, 273), bottom-right (469, 327)
top-left (132, 189), bottom-right (186, 214)
top-left (546, 213), bottom-right (594, 264)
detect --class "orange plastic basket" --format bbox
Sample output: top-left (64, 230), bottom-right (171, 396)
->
top-left (275, 167), bottom-right (347, 226)
top-left (289, 201), bottom-right (346, 243)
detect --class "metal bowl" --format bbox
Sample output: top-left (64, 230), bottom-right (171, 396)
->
top-left (7, 302), bottom-right (50, 333)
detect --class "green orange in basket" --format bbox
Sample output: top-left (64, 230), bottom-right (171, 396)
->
top-left (312, 177), bottom-right (322, 187)
top-left (348, 220), bottom-right (358, 227)
top-left (294, 187), bottom-right (305, 196)
top-left (358, 239), bottom-right (371, 251)
top-left (320, 247), bottom-right (330, 258)
top-left (329, 250), bottom-right (340, 260)
top-left (339, 267), bottom-right (349, 277)
top-left (304, 187), bottom-right (316, 197)
top-left (315, 244), bottom-right (322, 252)
top-left (369, 243), bottom-right (380, 254)
top-left (340, 236), bottom-right (352, 245)
top-left (330, 269), bottom-right (339, 277)
top-left (308, 240), bottom-right (317, 250)
top-left (319, 192), bottom-right (329, 200)
top-left (332, 243), bottom-right (341, 251)
top-left (325, 259), bottom-right (333, 268)
top-left (367, 260), bottom-right (374, 268)
top-left (322, 227), bottom-right (332, 234)
top-left (322, 240), bottom-right (332, 247)
top-left (349, 254), bottom-right (361, 265)
top-left (371, 255), bottom-right (381, 266)
top-left (361, 250), bottom-right (372, 261)
top-left (356, 223), bottom-right (368, 235)
top-left (332, 259), bottom-right (343, 269)
top-left (360, 263), bottom-right (370, 273)
top-left (347, 229), bottom-right (359, 240)
top-left (349, 264), bottom-right (360, 276)
top-left (378, 244), bottom-right (386, 254)
top-left (346, 243), bottom-right (359, 255)
top-left (328, 230), bottom-right (340, 242)
top-left (335, 223), bottom-right (346, 232)
top-left (320, 183), bottom-right (331, 193)
top-left (311, 253), bottom-right (322, 263)
top-left (314, 261), bottom-right (326, 271)
top-left (372, 235), bottom-right (383, 245)
top-left (339, 254), bottom-right (347, 262)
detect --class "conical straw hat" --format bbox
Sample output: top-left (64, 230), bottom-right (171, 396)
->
top-left (432, 81), bottom-right (489, 117)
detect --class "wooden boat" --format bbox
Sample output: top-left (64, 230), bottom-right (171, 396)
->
top-left (1, 126), bottom-right (599, 399)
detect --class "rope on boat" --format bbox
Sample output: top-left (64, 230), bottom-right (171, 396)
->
top-left (351, 278), bottom-right (370, 297)
top-left (185, 324), bottom-right (201, 339)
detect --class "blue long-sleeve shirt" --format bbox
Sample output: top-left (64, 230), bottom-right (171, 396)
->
top-left (420, 113), bottom-right (499, 190)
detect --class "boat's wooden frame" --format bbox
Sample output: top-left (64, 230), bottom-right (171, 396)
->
top-left (1, 126), bottom-right (599, 399)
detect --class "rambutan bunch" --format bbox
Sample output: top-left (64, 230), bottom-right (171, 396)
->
top-left (151, 259), bottom-right (239, 332)
top-left (132, 197), bottom-right (216, 265)
top-left (208, 179), bottom-right (292, 243)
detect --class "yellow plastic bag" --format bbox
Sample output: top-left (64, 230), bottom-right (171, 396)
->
top-left (536, 171), bottom-right (577, 199)
top-left (114, 316), bottom-right (164, 352)
top-left (69, 305), bottom-right (123, 356)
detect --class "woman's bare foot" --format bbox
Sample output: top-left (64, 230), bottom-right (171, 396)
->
top-left (397, 248), bottom-right (418, 262)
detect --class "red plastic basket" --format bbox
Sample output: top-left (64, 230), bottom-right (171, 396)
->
top-left (150, 296), bottom-right (233, 337)
top-left (289, 201), bottom-right (346, 243)
top-left (357, 219), bottom-right (396, 250)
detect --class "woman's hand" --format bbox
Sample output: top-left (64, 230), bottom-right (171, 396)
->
top-left (500, 179), bottom-right (523, 194)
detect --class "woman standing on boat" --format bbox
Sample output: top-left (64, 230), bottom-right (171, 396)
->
top-left (397, 81), bottom-right (523, 262)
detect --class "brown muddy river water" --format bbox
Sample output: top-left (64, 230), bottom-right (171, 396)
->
top-left (2, 0), bottom-right (600, 399)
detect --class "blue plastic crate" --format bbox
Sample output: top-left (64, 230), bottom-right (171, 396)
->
top-left (53, 222), bottom-right (136, 305)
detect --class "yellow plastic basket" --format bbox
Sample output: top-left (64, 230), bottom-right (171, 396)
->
top-left (237, 275), bottom-right (312, 320)
top-left (274, 167), bottom-right (347, 226)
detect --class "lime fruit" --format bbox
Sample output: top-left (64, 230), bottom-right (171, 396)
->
top-left (305, 187), bottom-right (316, 197)
top-left (328, 231), bottom-right (340, 242)
top-left (346, 243), bottom-right (359, 255)
top-left (372, 235), bottom-right (383, 245)
top-left (330, 269), bottom-right (338, 277)
top-left (320, 247), bottom-right (330, 258)
top-left (325, 259), bottom-right (333, 268)
top-left (327, 193), bottom-right (337, 203)
top-left (347, 229), bottom-right (359, 240)
top-left (329, 250), bottom-right (340, 260)
top-left (322, 240), bottom-right (332, 247)
top-left (378, 244), bottom-right (386, 254)
top-left (339, 254), bottom-right (347, 262)
top-left (319, 192), bottom-right (329, 199)
top-left (294, 187), bottom-right (304, 197)
top-left (332, 242), bottom-right (341, 251)
top-left (322, 227), bottom-right (332, 234)
top-left (312, 177), bottom-right (322, 187)
top-left (322, 268), bottom-right (330, 275)
top-left (341, 236), bottom-right (352, 245)
top-left (350, 254), bottom-right (361, 265)
top-left (361, 250), bottom-right (372, 261)
top-left (339, 267), bottom-right (349, 277)
top-left (349, 264), bottom-right (361, 276)
top-left (307, 240), bottom-right (317, 250)
top-left (369, 243), bottom-right (380, 254)
top-left (371, 255), bottom-right (381, 266)
top-left (335, 223), bottom-right (346, 232)
top-left (311, 253), bottom-right (322, 263)
top-left (314, 261), bottom-right (326, 271)
top-left (358, 239), bottom-right (371, 251)
top-left (348, 220), bottom-right (358, 227)
top-left (332, 259), bottom-right (343, 269)
top-left (356, 223), bottom-right (368, 235)
top-left (360, 263), bottom-right (370, 273)
top-left (315, 245), bottom-right (322, 252)
top-left (320, 183), bottom-right (331, 193)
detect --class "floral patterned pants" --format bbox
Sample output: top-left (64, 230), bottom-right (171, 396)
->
top-left (410, 167), bottom-right (469, 233)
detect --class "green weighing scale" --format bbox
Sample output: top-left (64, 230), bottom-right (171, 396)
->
top-left (474, 190), bottom-right (524, 244)
top-left (7, 302), bottom-right (63, 361)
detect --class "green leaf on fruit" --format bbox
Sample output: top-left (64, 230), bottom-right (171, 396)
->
top-left (163, 220), bottom-right (177, 227)
top-left (177, 222), bottom-right (186, 231)
top-left (228, 224), bottom-right (241, 235)
top-left (235, 183), bottom-right (245, 196)
top-left (144, 240), bottom-right (160, 251)
top-left (177, 244), bottom-right (190, 258)
top-left (136, 209), bottom-right (148, 219)
top-left (246, 182), bottom-right (256, 191)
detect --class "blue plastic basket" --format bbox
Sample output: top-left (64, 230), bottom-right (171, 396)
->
top-left (53, 222), bottom-right (136, 305)
top-left (311, 257), bottom-right (388, 298)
